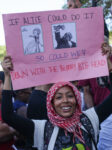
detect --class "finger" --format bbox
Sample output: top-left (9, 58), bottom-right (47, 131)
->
top-left (101, 46), bottom-right (110, 52)
top-left (101, 42), bottom-right (108, 48)
top-left (102, 49), bottom-right (109, 53)
top-left (6, 63), bottom-right (13, 69)
top-left (4, 55), bottom-right (12, 61)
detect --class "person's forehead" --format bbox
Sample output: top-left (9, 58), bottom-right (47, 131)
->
top-left (67, 0), bottom-right (82, 3)
top-left (67, 0), bottom-right (74, 2)
top-left (55, 86), bottom-right (73, 94)
top-left (67, 0), bottom-right (76, 2)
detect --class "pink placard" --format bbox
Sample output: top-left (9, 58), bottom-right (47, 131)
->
top-left (2, 7), bottom-right (109, 90)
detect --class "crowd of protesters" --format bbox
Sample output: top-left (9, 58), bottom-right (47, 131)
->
top-left (0, 0), bottom-right (112, 150)
top-left (0, 42), bottom-right (112, 150)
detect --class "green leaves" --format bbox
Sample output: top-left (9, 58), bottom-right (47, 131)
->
top-left (0, 46), bottom-right (6, 61)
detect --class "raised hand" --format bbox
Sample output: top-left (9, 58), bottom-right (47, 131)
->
top-left (1, 56), bottom-right (13, 76)
top-left (101, 42), bottom-right (112, 72)
top-left (101, 42), bottom-right (112, 58)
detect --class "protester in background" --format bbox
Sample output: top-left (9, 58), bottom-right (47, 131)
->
top-left (71, 80), bottom-right (86, 110)
top-left (78, 39), bottom-right (112, 149)
top-left (67, 0), bottom-right (109, 38)
top-left (26, 85), bottom-right (51, 149)
top-left (78, 74), bottom-right (110, 108)
top-left (78, 36), bottom-right (111, 108)
top-left (27, 84), bottom-right (52, 120)
top-left (67, 0), bottom-right (110, 108)
top-left (13, 88), bottom-right (32, 118)
top-left (67, 0), bottom-right (82, 9)
top-left (0, 71), bottom-right (17, 150)
top-left (97, 43), bottom-right (112, 150)
top-left (12, 87), bottom-right (32, 150)
top-left (67, 0), bottom-right (110, 110)
top-left (1, 42), bottom-right (112, 149)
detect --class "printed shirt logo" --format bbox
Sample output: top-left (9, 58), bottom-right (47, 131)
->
top-left (62, 143), bottom-right (88, 150)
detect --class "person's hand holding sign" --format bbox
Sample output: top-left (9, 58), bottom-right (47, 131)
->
top-left (101, 42), bottom-right (112, 57)
top-left (1, 56), bottom-right (13, 90)
top-left (2, 56), bottom-right (13, 75)
top-left (101, 42), bottom-right (112, 72)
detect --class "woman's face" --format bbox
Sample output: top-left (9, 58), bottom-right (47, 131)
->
top-left (67, 0), bottom-right (76, 9)
top-left (53, 86), bottom-right (77, 118)
top-left (67, 0), bottom-right (82, 9)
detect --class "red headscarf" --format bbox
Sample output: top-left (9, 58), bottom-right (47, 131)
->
top-left (47, 81), bottom-right (84, 143)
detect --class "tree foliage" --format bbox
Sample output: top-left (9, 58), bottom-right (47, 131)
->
top-left (63, 0), bottom-right (112, 19)
top-left (95, 0), bottom-right (112, 19)
top-left (109, 31), bottom-right (112, 45)
top-left (81, 0), bottom-right (112, 20)
top-left (0, 46), bottom-right (6, 61)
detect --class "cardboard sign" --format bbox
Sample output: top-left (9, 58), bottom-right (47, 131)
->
top-left (2, 7), bottom-right (108, 90)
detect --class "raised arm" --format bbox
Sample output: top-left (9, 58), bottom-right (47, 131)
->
top-left (95, 43), bottom-right (112, 123)
top-left (1, 56), bottom-right (34, 138)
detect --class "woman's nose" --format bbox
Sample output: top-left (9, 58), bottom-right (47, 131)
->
top-left (63, 96), bottom-right (68, 102)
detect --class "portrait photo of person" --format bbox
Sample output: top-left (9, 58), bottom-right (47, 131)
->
top-left (21, 24), bottom-right (44, 55)
top-left (52, 23), bottom-right (77, 49)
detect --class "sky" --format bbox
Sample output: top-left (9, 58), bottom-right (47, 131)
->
top-left (0, 0), bottom-right (66, 45)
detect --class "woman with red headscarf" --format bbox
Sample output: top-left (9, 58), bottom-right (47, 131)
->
top-left (1, 43), bottom-right (112, 150)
